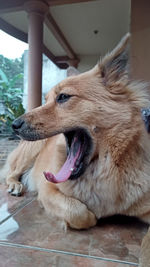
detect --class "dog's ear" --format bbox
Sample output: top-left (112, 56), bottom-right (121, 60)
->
top-left (99, 33), bottom-right (130, 88)
top-left (67, 66), bottom-right (80, 77)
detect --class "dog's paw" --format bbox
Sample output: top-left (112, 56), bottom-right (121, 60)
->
top-left (7, 181), bottom-right (23, 196)
top-left (67, 203), bottom-right (97, 230)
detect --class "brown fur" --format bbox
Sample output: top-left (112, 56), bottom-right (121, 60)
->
top-left (1, 34), bottom-right (150, 266)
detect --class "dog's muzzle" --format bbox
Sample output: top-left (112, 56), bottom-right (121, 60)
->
top-left (12, 117), bottom-right (41, 141)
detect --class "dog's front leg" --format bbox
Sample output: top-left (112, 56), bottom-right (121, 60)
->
top-left (38, 180), bottom-right (97, 230)
top-left (4, 140), bottom-right (45, 196)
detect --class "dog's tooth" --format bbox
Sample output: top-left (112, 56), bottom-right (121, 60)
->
top-left (70, 168), bottom-right (74, 171)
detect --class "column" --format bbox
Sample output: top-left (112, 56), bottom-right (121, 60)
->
top-left (24, 0), bottom-right (48, 110)
top-left (130, 0), bottom-right (150, 81)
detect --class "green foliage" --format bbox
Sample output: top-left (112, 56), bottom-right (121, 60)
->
top-left (0, 68), bottom-right (25, 135)
top-left (0, 54), bottom-right (24, 89)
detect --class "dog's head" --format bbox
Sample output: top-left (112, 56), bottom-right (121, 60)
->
top-left (12, 33), bottom-right (150, 182)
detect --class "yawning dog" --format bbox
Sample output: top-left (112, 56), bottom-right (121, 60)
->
top-left (1, 33), bottom-right (150, 266)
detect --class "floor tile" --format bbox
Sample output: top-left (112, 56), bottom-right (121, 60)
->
top-left (0, 184), bottom-right (36, 224)
top-left (0, 244), bottom-right (137, 267)
top-left (0, 200), bottom-right (147, 264)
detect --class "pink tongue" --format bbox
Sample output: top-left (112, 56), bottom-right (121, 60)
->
top-left (43, 137), bottom-right (81, 183)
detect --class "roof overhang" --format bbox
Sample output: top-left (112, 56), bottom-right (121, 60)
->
top-left (0, 0), bottom-right (131, 69)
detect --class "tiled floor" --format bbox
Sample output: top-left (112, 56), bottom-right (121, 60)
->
top-left (0, 139), bottom-right (148, 266)
top-left (0, 187), bottom-right (148, 266)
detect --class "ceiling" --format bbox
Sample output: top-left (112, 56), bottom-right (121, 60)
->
top-left (0, 0), bottom-right (131, 68)
top-left (50, 0), bottom-right (130, 56)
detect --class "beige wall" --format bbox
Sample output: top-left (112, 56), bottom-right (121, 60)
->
top-left (78, 55), bottom-right (99, 72)
top-left (131, 0), bottom-right (150, 82)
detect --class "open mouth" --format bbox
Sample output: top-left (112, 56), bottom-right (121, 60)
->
top-left (43, 129), bottom-right (93, 184)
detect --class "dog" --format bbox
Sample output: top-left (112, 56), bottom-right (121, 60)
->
top-left (1, 33), bottom-right (150, 266)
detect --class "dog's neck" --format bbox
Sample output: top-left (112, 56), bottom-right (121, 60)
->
top-left (102, 122), bottom-right (144, 166)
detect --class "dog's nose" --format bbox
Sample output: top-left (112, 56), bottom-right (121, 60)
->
top-left (12, 118), bottom-right (25, 131)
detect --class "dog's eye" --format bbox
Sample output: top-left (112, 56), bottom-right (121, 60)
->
top-left (56, 93), bottom-right (72, 104)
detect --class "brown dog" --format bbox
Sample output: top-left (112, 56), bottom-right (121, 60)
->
top-left (1, 33), bottom-right (150, 266)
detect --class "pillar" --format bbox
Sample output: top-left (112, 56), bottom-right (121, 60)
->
top-left (130, 0), bottom-right (150, 81)
top-left (24, 0), bottom-right (48, 110)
